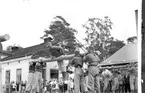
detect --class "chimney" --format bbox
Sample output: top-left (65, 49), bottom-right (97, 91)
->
top-left (11, 46), bottom-right (19, 52)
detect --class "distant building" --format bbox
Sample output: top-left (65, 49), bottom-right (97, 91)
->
top-left (0, 43), bottom-right (69, 89)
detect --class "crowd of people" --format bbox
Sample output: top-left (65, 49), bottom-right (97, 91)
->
top-left (98, 67), bottom-right (138, 93)
top-left (43, 78), bottom-right (74, 93)
top-left (4, 81), bottom-right (27, 93)
top-left (65, 46), bottom-right (138, 93)
top-left (3, 66), bottom-right (138, 93)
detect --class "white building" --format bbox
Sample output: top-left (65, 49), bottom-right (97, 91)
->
top-left (0, 43), bottom-right (70, 92)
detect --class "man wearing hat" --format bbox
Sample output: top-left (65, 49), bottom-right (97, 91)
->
top-left (44, 34), bottom-right (67, 80)
top-left (83, 46), bottom-right (101, 93)
top-left (67, 47), bottom-right (85, 93)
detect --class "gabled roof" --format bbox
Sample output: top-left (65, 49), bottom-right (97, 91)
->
top-left (0, 51), bottom-right (14, 56)
top-left (0, 43), bottom-right (51, 61)
top-left (101, 43), bottom-right (137, 65)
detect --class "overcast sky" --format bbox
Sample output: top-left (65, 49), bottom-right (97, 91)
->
top-left (0, 0), bottom-right (140, 50)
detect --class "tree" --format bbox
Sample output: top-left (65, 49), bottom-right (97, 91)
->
top-left (83, 16), bottom-right (113, 60)
top-left (106, 39), bottom-right (125, 56)
top-left (83, 16), bottom-right (125, 61)
top-left (127, 36), bottom-right (137, 43)
top-left (41, 16), bottom-right (80, 54)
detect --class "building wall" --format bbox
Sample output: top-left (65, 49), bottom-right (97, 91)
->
top-left (46, 61), bottom-right (59, 81)
top-left (1, 57), bottom-right (70, 86)
top-left (1, 59), bottom-right (30, 85)
top-left (46, 60), bottom-right (69, 81)
top-left (1, 57), bottom-right (62, 85)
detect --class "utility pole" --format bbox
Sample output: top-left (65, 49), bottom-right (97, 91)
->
top-left (135, 10), bottom-right (138, 34)
top-left (0, 34), bottom-right (10, 93)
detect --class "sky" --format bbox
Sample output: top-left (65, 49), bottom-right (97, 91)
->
top-left (0, 0), bottom-right (141, 50)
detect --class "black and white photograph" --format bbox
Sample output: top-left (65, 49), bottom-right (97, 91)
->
top-left (0, 0), bottom-right (141, 93)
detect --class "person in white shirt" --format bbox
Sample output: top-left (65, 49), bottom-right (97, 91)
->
top-left (102, 69), bottom-right (113, 93)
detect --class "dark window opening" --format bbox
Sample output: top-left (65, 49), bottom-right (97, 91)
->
top-left (16, 69), bottom-right (22, 83)
top-left (50, 69), bottom-right (59, 79)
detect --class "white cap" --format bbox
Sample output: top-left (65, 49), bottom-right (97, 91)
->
top-left (42, 34), bottom-right (54, 41)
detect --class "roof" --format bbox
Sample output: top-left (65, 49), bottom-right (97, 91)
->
top-left (101, 42), bottom-right (137, 65)
top-left (1, 43), bottom-right (51, 61)
top-left (0, 51), bottom-right (13, 56)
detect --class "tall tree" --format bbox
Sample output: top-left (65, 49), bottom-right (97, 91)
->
top-left (41, 16), bottom-right (80, 54)
top-left (83, 16), bottom-right (113, 60)
top-left (83, 16), bottom-right (125, 61)
top-left (106, 39), bottom-right (125, 56)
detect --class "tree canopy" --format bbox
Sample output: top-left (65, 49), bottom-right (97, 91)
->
top-left (41, 16), bottom-right (80, 54)
top-left (83, 16), bottom-right (125, 61)
top-left (127, 36), bottom-right (137, 43)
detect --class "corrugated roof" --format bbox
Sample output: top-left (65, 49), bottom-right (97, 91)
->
top-left (0, 43), bottom-right (51, 61)
top-left (101, 43), bottom-right (137, 65)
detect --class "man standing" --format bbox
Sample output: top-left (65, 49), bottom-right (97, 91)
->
top-left (118, 71), bottom-right (124, 93)
top-left (124, 71), bottom-right (131, 93)
top-left (83, 47), bottom-right (101, 93)
top-left (26, 61), bottom-right (35, 93)
top-left (112, 71), bottom-right (119, 93)
top-left (68, 48), bottom-right (85, 93)
top-left (33, 62), bottom-right (43, 93)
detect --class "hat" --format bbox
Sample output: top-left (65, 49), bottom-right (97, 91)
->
top-left (42, 34), bottom-right (54, 41)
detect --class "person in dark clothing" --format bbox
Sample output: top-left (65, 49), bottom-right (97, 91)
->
top-left (21, 81), bottom-right (26, 93)
top-left (68, 48), bottom-right (85, 93)
top-left (10, 81), bottom-right (16, 93)
top-left (124, 71), bottom-right (131, 93)
top-left (59, 81), bottom-right (63, 93)
top-left (16, 81), bottom-right (20, 91)
top-left (64, 82), bottom-right (68, 92)
top-left (46, 81), bottom-right (52, 93)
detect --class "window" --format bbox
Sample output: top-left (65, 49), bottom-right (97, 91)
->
top-left (50, 69), bottom-right (59, 79)
top-left (42, 68), bottom-right (46, 80)
top-left (5, 70), bottom-right (10, 84)
top-left (16, 69), bottom-right (22, 83)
